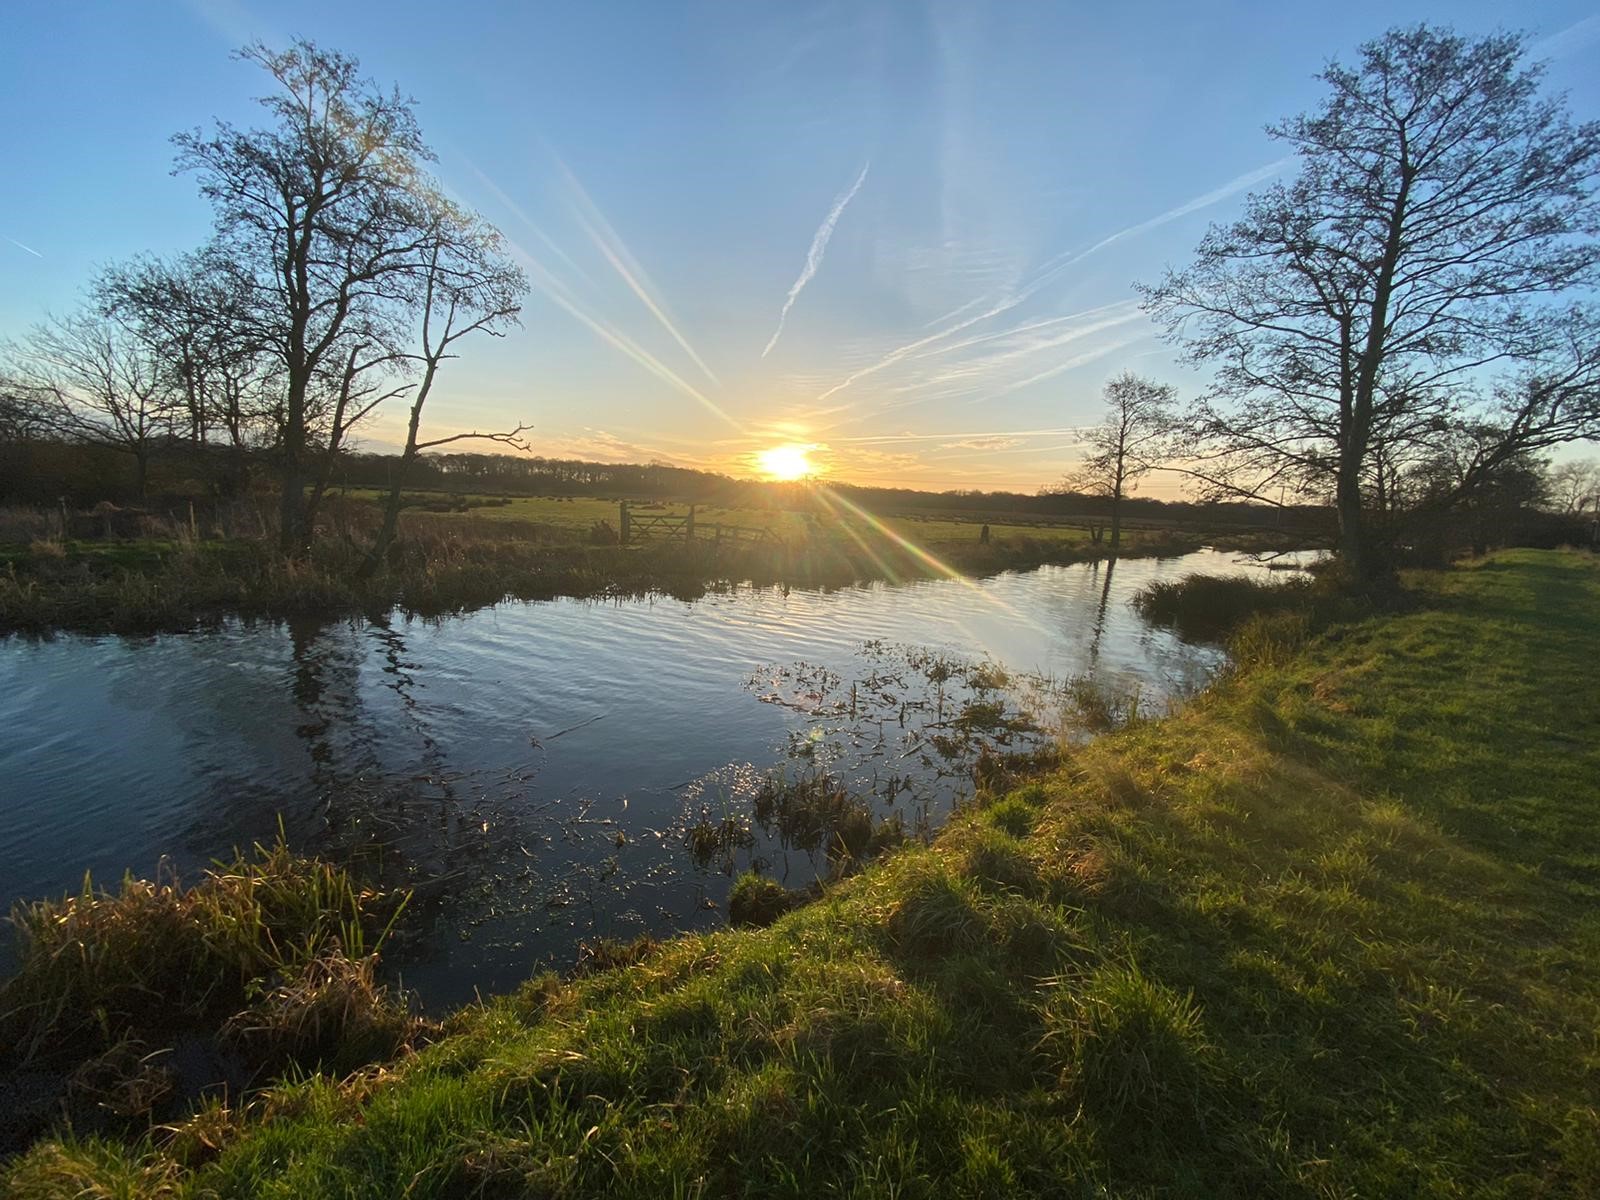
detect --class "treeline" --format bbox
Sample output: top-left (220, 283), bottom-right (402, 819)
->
top-left (0, 436), bottom-right (1331, 533)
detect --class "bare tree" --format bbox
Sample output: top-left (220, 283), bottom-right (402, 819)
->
top-left (1061, 372), bottom-right (1175, 551)
top-left (363, 201), bottom-right (529, 572)
top-left (6, 312), bottom-right (182, 498)
top-left (1547, 458), bottom-right (1600, 514)
top-left (95, 252), bottom-right (271, 454)
top-left (1142, 26), bottom-right (1600, 580)
top-left (174, 40), bottom-right (446, 553)
top-left (0, 378), bottom-right (51, 442)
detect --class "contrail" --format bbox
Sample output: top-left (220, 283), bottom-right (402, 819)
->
top-left (809, 157), bottom-right (1288, 409)
top-left (833, 426), bottom-right (1090, 444)
top-left (1028, 157), bottom-right (1292, 285)
top-left (4, 236), bottom-right (42, 258)
top-left (553, 154), bottom-right (723, 385)
top-left (813, 294), bottom-right (1013, 403)
top-left (500, 236), bottom-right (743, 432)
top-left (462, 157), bottom-right (598, 289)
top-left (985, 334), bottom-right (1147, 399)
top-left (1533, 14), bottom-right (1600, 58)
top-left (762, 162), bottom-right (870, 358)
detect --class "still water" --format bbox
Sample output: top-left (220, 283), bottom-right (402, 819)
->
top-left (0, 549), bottom-right (1302, 1007)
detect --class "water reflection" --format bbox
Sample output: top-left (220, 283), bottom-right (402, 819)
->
top-left (0, 549), bottom-right (1310, 1006)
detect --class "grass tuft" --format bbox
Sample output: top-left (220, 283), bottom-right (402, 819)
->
top-left (727, 874), bottom-right (802, 928)
top-left (1132, 571), bottom-right (1315, 642)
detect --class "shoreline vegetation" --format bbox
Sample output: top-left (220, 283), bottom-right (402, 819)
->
top-left (3, 548), bottom-right (1596, 1196)
top-left (0, 490), bottom-right (1301, 638)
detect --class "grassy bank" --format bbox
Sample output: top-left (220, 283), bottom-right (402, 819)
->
top-left (0, 498), bottom-right (1212, 637)
top-left (6, 549), bottom-right (1596, 1197)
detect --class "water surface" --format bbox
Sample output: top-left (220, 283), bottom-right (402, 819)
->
top-left (0, 549), bottom-right (1306, 1006)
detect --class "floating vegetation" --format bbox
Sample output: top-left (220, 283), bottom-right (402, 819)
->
top-left (683, 807), bottom-right (756, 870)
top-left (751, 773), bottom-right (904, 866)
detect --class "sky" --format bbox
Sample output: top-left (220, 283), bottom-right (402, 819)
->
top-left (2, 1), bottom-right (1598, 495)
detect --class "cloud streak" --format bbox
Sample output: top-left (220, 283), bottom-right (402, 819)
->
top-left (810, 157), bottom-right (1288, 410)
top-left (554, 154), bottom-right (723, 385)
top-left (1027, 156), bottom-right (1292, 285)
top-left (4, 236), bottom-right (43, 258)
top-left (1533, 14), bottom-right (1600, 59)
top-left (763, 162), bottom-right (870, 357)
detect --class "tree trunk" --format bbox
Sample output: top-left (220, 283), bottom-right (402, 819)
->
top-left (278, 362), bottom-right (310, 554)
top-left (1336, 464), bottom-right (1369, 583)
top-left (133, 449), bottom-right (149, 502)
top-left (1108, 478), bottom-right (1123, 552)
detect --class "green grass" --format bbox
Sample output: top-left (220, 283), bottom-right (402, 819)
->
top-left (334, 487), bottom-right (1100, 548)
top-left (7, 550), bottom-right (1597, 1196)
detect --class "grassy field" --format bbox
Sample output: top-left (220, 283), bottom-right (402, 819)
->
top-left (331, 487), bottom-right (1103, 549)
top-left (5, 549), bottom-right (1595, 1197)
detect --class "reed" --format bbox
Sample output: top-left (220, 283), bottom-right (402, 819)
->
top-left (0, 836), bottom-right (418, 1147)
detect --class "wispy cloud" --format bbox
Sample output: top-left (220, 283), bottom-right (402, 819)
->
top-left (808, 157), bottom-right (1286, 413)
top-left (763, 162), bottom-right (870, 357)
top-left (1533, 14), bottom-right (1600, 59)
top-left (183, 0), bottom-right (275, 46)
top-left (939, 436), bottom-right (1023, 451)
top-left (4, 236), bottom-right (43, 258)
top-left (1027, 157), bottom-right (1292, 286)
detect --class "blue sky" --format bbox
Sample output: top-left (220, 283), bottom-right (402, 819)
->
top-left (3, 2), bottom-right (1597, 492)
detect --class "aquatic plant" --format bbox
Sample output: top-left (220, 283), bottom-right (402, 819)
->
top-left (1131, 571), bottom-right (1313, 642)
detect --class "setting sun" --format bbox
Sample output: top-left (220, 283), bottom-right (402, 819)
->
top-left (756, 444), bottom-right (815, 481)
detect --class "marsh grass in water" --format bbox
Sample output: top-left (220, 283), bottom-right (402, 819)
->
top-left (0, 837), bottom-right (422, 1152)
top-left (1130, 570), bottom-right (1317, 642)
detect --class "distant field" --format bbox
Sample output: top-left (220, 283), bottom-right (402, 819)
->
top-left (337, 487), bottom-right (1106, 548)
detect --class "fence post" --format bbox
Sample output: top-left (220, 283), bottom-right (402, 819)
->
top-left (686, 504), bottom-right (696, 542)
top-left (620, 500), bottom-right (631, 546)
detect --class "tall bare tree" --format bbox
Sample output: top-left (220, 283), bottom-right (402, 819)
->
top-left (1142, 26), bottom-right (1600, 579)
top-left (1062, 372), bottom-right (1175, 552)
top-left (174, 40), bottom-right (446, 552)
top-left (95, 252), bottom-right (270, 454)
